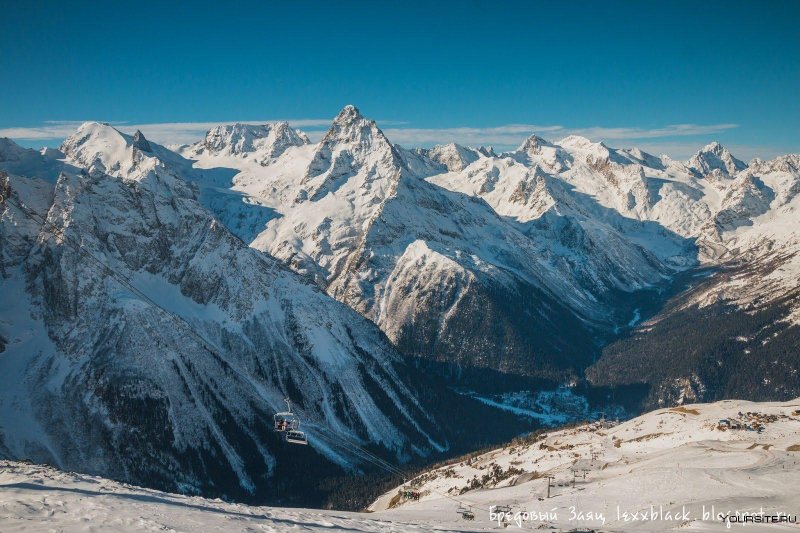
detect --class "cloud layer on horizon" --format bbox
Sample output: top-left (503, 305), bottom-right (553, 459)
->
top-left (2, 118), bottom-right (785, 161)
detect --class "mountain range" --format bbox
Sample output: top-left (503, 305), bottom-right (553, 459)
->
top-left (1, 105), bottom-right (798, 505)
top-left (180, 106), bottom-right (800, 402)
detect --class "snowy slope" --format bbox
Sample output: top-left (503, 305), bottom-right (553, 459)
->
top-left (0, 127), bottom-right (459, 503)
top-left (0, 460), bottom-right (468, 532)
top-left (371, 398), bottom-right (800, 531)
top-left (3, 398), bottom-right (793, 532)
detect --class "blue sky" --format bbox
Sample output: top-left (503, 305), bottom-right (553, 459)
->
top-left (1, 1), bottom-right (798, 159)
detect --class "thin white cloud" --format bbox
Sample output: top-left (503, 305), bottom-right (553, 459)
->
top-left (631, 141), bottom-right (793, 162)
top-left (383, 124), bottom-right (565, 147)
top-left (385, 123), bottom-right (740, 149)
top-left (0, 119), bottom-right (336, 146)
top-left (0, 124), bottom-right (86, 141)
top-left (0, 118), bottom-right (411, 147)
top-left (564, 123), bottom-right (739, 141)
top-left (0, 118), bottom-right (753, 159)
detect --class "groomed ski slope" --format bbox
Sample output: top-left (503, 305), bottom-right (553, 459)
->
top-left (1, 398), bottom-right (798, 532)
top-left (371, 397), bottom-right (800, 531)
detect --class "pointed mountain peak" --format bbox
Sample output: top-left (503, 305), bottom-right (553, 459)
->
top-left (511, 133), bottom-right (570, 171)
top-left (302, 106), bottom-right (404, 198)
top-left (72, 121), bottom-right (120, 138)
top-left (688, 141), bottom-right (746, 176)
top-left (333, 104), bottom-right (364, 125)
top-left (517, 134), bottom-right (553, 153)
top-left (476, 146), bottom-right (496, 157)
top-left (318, 105), bottom-right (387, 148)
top-left (132, 130), bottom-right (152, 152)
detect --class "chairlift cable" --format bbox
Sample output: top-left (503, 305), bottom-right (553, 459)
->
top-left (321, 430), bottom-right (408, 477)
top-left (309, 428), bottom-right (407, 478)
top-left (311, 428), bottom-right (493, 513)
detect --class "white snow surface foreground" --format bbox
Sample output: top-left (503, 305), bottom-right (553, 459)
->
top-left (1, 398), bottom-right (798, 532)
top-left (371, 398), bottom-right (800, 531)
top-left (0, 460), bottom-right (460, 532)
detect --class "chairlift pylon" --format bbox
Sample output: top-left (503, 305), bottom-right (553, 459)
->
top-left (460, 505), bottom-right (475, 521)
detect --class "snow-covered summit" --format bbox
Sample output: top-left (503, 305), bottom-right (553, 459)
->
top-left (62, 122), bottom-right (163, 175)
top-left (300, 104), bottom-right (406, 201)
top-left (557, 134), bottom-right (607, 152)
top-left (515, 134), bottom-right (560, 159)
top-left (688, 141), bottom-right (747, 177)
top-left (314, 104), bottom-right (389, 151)
top-left (512, 134), bottom-right (568, 171)
top-left (333, 103), bottom-right (362, 123)
top-left (59, 122), bottom-right (199, 199)
top-left (749, 153), bottom-right (800, 175)
top-left (186, 121), bottom-right (310, 164)
top-left (425, 143), bottom-right (482, 172)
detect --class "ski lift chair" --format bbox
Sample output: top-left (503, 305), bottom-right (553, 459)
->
top-left (286, 429), bottom-right (308, 445)
top-left (274, 413), bottom-right (300, 432)
top-left (273, 398), bottom-right (300, 432)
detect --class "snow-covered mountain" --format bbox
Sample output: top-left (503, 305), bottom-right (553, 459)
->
top-left (688, 141), bottom-right (747, 177)
top-left (0, 126), bottom-right (535, 505)
top-left (183, 122), bottom-right (310, 163)
top-left (179, 106), bottom-right (798, 402)
top-left (184, 107), bottom-right (696, 384)
top-left (589, 154), bottom-right (800, 408)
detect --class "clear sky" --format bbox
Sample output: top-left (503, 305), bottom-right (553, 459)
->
top-left (1, 0), bottom-right (798, 159)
